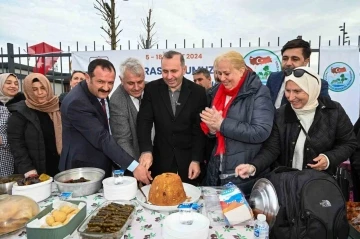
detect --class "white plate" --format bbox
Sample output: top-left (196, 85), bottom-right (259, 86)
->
top-left (162, 212), bottom-right (210, 239)
top-left (136, 183), bottom-right (201, 211)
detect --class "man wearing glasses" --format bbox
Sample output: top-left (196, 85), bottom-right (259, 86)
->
top-left (266, 38), bottom-right (330, 108)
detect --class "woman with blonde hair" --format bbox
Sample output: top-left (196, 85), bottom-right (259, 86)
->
top-left (8, 73), bottom-right (62, 177)
top-left (200, 51), bottom-right (274, 195)
top-left (0, 73), bottom-right (25, 176)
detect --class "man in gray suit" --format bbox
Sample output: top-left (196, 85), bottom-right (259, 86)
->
top-left (110, 58), bottom-right (145, 161)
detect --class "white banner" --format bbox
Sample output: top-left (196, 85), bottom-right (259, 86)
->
top-left (319, 46), bottom-right (360, 123)
top-left (72, 47), bottom-right (282, 94)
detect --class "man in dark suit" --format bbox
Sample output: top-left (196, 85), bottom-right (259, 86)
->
top-left (137, 50), bottom-right (207, 185)
top-left (266, 38), bottom-right (330, 108)
top-left (59, 59), bottom-right (152, 184)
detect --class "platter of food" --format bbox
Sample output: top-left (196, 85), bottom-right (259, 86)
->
top-left (77, 200), bottom-right (135, 239)
top-left (136, 173), bottom-right (201, 212)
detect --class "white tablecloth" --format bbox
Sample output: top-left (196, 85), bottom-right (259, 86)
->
top-left (6, 183), bottom-right (255, 239)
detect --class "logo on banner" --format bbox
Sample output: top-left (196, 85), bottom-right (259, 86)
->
top-left (244, 49), bottom-right (281, 84)
top-left (323, 62), bottom-right (355, 92)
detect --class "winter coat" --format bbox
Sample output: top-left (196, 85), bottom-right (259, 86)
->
top-left (250, 97), bottom-right (357, 176)
top-left (204, 71), bottom-right (274, 196)
top-left (7, 100), bottom-right (47, 174)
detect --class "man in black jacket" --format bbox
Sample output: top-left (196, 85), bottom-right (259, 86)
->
top-left (137, 50), bottom-right (207, 185)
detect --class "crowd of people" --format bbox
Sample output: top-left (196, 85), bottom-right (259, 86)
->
top-left (0, 38), bottom-right (359, 200)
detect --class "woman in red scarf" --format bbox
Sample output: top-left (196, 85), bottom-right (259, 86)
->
top-left (200, 51), bottom-right (274, 196)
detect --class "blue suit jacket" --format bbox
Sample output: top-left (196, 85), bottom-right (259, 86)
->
top-left (59, 81), bottom-right (135, 177)
top-left (266, 71), bottom-right (330, 106)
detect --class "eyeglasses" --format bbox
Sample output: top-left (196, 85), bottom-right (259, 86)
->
top-left (284, 68), bottom-right (319, 84)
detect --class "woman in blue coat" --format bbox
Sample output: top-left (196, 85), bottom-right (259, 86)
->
top-left (200, 51), bottom-right (274, 196)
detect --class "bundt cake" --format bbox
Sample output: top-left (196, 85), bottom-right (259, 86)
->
top-left (148, 173), bottom-right (187, 206)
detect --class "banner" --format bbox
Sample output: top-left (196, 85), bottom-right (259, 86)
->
top-left (319, 46), bottom-right (360, 123)
top-left (72, 47), bottom-right (282, 94)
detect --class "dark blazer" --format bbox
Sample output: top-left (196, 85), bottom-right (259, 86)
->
top-left (250, 96), bottom-right (357, 176)
top-left (266, 71), bottom-right (330, 106)
top-left (137, 78), bottom-right (207, 184)
top-left (59, 81), bottom-right (135, 177)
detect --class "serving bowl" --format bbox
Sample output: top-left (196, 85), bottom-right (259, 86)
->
top-left (54, 168), bottom-right (105, 197)
top-left (12, 177), bottom-right (53, 202)
top-left (0, 174), bottom-right (24, 195)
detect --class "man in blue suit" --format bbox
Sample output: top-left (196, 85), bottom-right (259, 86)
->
top-left (59, 59), bottom-right (152, 184)
top-left (267, 38), bottom-right (330, 108)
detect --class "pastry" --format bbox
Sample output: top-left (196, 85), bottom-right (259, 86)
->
top-left (148, 173), bottom-right (186, 206)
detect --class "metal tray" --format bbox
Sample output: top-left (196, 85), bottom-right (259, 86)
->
top-left (77, 200), bottom-right (136, 239)
top-left (249, 178), bottom-right (279, 228)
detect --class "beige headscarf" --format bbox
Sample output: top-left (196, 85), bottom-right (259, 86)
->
top-left (0, 73), bottom-right (19, 105)
top-left (284, 66), bottom-right (321, 113)
top-left (23, 73), bottom-right (62, 154)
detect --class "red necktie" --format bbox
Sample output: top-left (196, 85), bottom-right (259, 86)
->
top-left (100, 99), bottom-right (108, 129)
top-left (100, 99), bottom-right (107, 116)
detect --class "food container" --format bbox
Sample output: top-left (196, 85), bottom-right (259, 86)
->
top-left (102, 176), bottom-right (137, 201)
top-left (0, 194), bottom-right (40, 237)
top-left (347, 201), bottom-right (360, 238)
top-left (54, 168), bottom-right (105, 197)
top-left (26, 200), bottom-right (86, 239)
top-left (349, 224), bottom-right (360, 238)
top-left (77, 200), bottom-right (136, 239)
top-left (0, 174), bottom-right (23, 195)
top-left (12, 177), bottom-right (52, 202)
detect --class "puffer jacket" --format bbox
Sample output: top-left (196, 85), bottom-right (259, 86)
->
top-left (7, 101), bottom-right (47, 174)
top-left (250, 96), bottom-right (357, 176)
top-left (204, 71), bottom-right (274, 196)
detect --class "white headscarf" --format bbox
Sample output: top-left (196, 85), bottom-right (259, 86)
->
top-left (0, 73), bottom-right (19, 105)
top-left (284, 66), bottom-right (321, 113)
top-left (284, 66), bottom-right (321, 170)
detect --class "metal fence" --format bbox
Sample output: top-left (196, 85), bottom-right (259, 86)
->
top-left (1, 36), bottom-right (359, 95)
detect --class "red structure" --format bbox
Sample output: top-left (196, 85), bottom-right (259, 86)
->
top-left (27, 42), bottom-right (62, 75)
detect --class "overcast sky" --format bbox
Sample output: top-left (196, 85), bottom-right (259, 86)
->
top-left (1, 0), bottom-right (360, 53)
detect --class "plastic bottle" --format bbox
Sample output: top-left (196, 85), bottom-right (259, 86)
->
top-left (254, 214), bottom-right (269, 239)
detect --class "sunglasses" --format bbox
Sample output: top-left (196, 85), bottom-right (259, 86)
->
top-left (284, 68), bottom-right (319, 84)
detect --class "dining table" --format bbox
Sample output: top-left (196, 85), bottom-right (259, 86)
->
top-left (6, 183), bottom-right (256, 239)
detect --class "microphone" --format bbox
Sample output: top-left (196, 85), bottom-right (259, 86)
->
top-left (175, 101), bottom-right (181, 106)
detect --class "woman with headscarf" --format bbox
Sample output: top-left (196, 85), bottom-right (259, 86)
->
top-left (200, 51), bottom-right (274, 196)
top-left (0, 73), bottom-right (25, 176)
top-left (237, 66), bottom-right (357, 178)
top-left (7, 73), bottom-right (62, 177)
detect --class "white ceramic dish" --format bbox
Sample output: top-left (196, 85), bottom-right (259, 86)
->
top-left (12, 177), bottom-right (53, 202)
top-left (136, 183), bottom-right (201, 212)
top-left (162, 212), bottom-right (210, 239)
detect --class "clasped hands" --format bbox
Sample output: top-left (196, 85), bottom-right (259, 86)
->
top-left (200, 106), bottom-right (224, 133)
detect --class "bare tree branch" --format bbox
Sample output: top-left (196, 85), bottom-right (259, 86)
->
top-left (138, 8), bottom-right (158, 49)
top-left (94, 0), bottom-right (122, 50)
